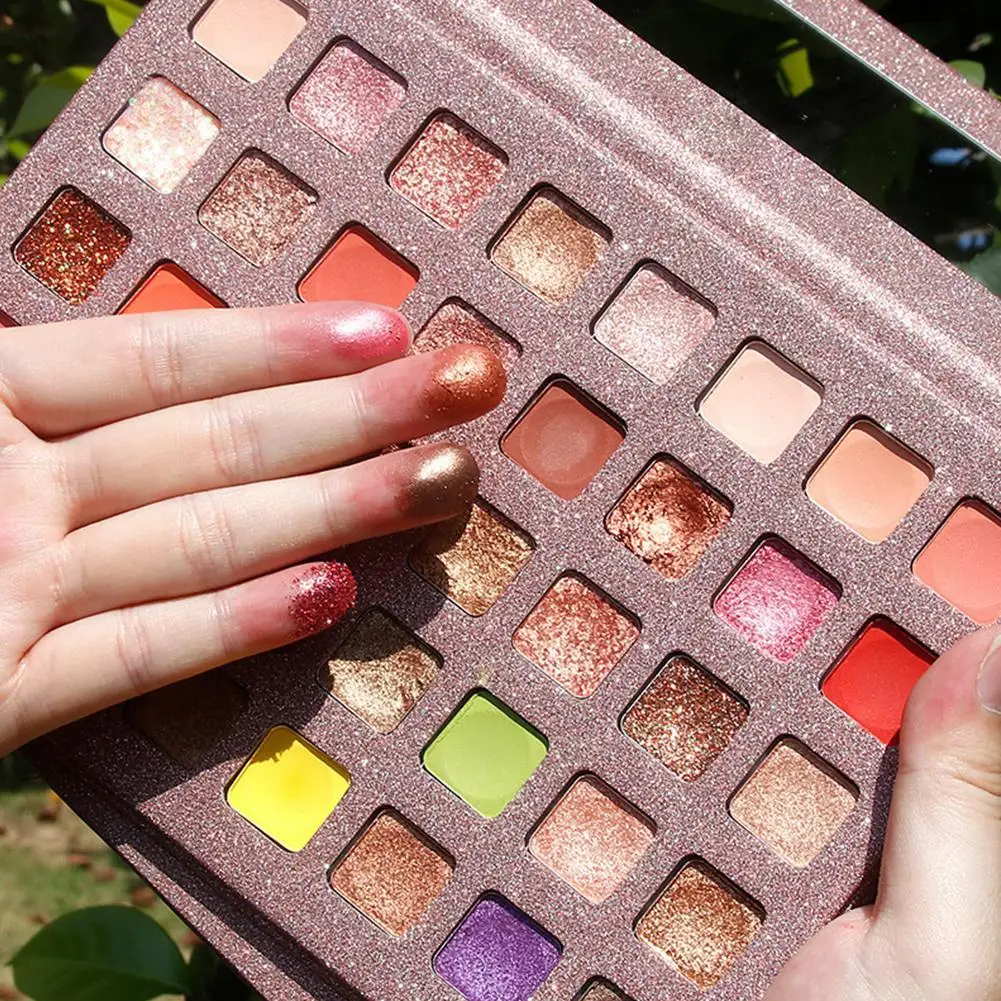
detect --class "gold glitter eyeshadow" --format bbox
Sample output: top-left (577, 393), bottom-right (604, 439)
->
top-left (490, 188), bottom-right (610, 304)
top-left (409, 498), bottom-right (534, 616)
top-left (636, 860), bottom-right (763, 990)
top-left (330, 810), bottom-right (453, 937)
top-left (622, 656), bottom-right (748, 782)
top-left (529, 775), bottom-right (654, 903)
top-left (15, 188), bottom-right (130, 304)
top-left (199, 151), bottom-right (317, 267)
top-left (729, 740), bottom-right (858, 868)
top-left (514, 575), bottom-right (639, 697)
top-left (322, 608), bottom-right (441, 734)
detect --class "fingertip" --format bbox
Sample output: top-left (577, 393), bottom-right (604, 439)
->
top-left (424, 343), bottom-right (507, 423)
top-left (395, 443), bottom-right (481, 522)
top-left (286, 560), bottom-right (358, 638)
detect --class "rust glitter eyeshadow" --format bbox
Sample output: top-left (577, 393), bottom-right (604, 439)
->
top-left (2, 0), bottom-right (1001, 999)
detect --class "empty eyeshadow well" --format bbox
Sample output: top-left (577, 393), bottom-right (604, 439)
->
top-left (822, 617), bottom-right (936, 745)
top-left (192, 0), bottom-right (307, 83)
top-left (622, 656), bottom-right (748, 782)
top-left (226, 726), bottom-right (350, 852)
top-left (913, 498), bottom-right (1001, 625)
top-left (699, 341), bottom-right (823, 465)
top-left (593, 262), bottom-right (716, 385)
top-left (434, 893), bottom-right (562, 1001)
top-left (636, 860), bottom-right (763, 990)
top-left (118, 262), bottom-right (225, 314)
top-left (414, 299), bottom-right (521, 371)
top-left (322, 608), bottom-right (440, 734)
top-left (422, 691), bottom-right (548, 819)
top-left (390, 113), bottom-right (507, 229)
top-left (491, 187), bottom-right (610, 304)
top-left (15, 188), bottom-right (130, 304)
top-left (103, 77), bottom-right (219, 194)
top-left (606, 457), bottom-right (731, 581)
top-left (125, 670), bottom-right (246, 770)
top-left (329, 810), bottom-right (453, 937)
top-left (528, 775), bottom-right (655, 904)
top-left (290, 40), bottom-right (406, 154)
top-left (714, 538), bottom-right (840, 663)
top-left (502, 380), bottom-right (625, 501)
top-left (807, 419), bottom-right (933, 543)
top-left (299, 225), bottom-right (419, 308)
top-left (199, 151), bottom-right (316, 268)
top-left (514, 574), bottom-right (639, 698)
top-left (729, 740), bottom-right (858, 868)
top-left (409, 498), bottom-right (534, 616)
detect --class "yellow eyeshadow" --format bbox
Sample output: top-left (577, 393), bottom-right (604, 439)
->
top-left (226, 726), bottom-right (351, 852)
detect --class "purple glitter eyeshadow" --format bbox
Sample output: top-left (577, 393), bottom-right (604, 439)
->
top-left (434, 894), bottom-right (562, 1001)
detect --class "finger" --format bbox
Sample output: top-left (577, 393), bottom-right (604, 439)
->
top-left (59, 344), bottom-right (506, 526)
top-left (51, 443), bottom-right (478, 625)
top-left (870, 626), bottom-right (1001, 994)
top-left (0, 561), bottom-right (356, 755)
top-left (1, 302), bottom-right (410, 436)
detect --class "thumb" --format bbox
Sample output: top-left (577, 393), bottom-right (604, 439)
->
top-left (872, 625), bottom-right (1001, 995)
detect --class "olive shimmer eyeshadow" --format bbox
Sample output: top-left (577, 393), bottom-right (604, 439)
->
top-left (3, 0), bottom-right (1001, 999)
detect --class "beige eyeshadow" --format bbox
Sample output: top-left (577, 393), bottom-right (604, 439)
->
top-left (636, 861), bottom-right (762, 990)
top-left (806, 420), bottom-right (932, 543)
top-left (192, 0), bottom-right (306, 83)
top-left (490, 189), bottom-right (609, 304)
top-left (699, 341), bottom-right (823, 464)
top-left (729, 740), bottom-right (857, 868)
top-left (409, 498), bottom-right (534, 615)
top-left (323, 609), bottom-right (440, 734)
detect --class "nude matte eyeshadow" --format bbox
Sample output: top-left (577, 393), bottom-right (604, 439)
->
top-left (5, 0), bottom-right (996, 998)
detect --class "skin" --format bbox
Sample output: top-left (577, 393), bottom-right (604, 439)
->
top-left (0, 303), bottom-right (998, 999)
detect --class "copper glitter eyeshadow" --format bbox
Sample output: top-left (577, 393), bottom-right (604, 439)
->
top-left (5, 1), bottom-right (997, 999)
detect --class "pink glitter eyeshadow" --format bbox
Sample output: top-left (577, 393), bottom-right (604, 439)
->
top-left (415, 299), bottom-right (522, 371)
top-left (290, 40), bottom-right (406, 154)
top-left (390, 113), bottom-right (507, 229)
top-left (714, 538), bottom-right (841, 663)
top-left (103, 77), bottom-right (219, 194)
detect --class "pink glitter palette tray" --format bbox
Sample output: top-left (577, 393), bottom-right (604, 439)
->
top-left (4, 0), bottom-right (1001, 999)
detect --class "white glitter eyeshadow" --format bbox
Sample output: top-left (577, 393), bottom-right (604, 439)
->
top-left (103, 77), bottom-right (220, 194)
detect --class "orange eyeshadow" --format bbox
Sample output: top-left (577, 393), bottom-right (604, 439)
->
top-left (299, 226), bottom-right (419, 308)
top-left (118, 263), bottom-right (225, 314)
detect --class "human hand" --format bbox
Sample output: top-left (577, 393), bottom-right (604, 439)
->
top-left (0, 302), bottom-right (504, 755)
top-left (768, 627), bottom-right (1001, 1001)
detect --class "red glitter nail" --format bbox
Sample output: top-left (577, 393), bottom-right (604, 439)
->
top-left (288, 562), bottom-right (357, 637)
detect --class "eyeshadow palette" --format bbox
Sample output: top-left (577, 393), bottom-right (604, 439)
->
top-left (4, 0), bottom-right (1001, 999)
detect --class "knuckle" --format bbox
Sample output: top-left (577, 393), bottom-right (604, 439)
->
top-left (317, 472), bottom-right (347, 541)
top-left (209, 591), bottom-right (242, 663)
top-left (135, 314), bottom-right (186, 409)
top-left (113, 607), bottom-right (157, 698)
top-left (207, 398), bottom-right (265, 485)
top-left (176, 493), bottom-right (241, 587)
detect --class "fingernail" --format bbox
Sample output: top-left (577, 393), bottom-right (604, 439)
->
top-left (977, 635), bottom-right (1001, 715)
top-left (288, 562), bottom-right (357, 638)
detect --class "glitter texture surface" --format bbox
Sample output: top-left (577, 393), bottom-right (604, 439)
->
top-left (491, 189), bottom-right (609, 304)
top-left (606, 458), bottom-right (731, 580)
top-left (290, 40), bottom-right (406, 154)
top-left (103, 77), bottom-right (219, 194)
top-left (323, 608), bottom-right (440, 734)
top-left (434, 894), bottom-right (562, 1001)
top-left (329, 810), bottom-right (453, 937)
top-left (287, 562), bottom-right (357, 637)
top-left (730, 741), bottom-right (858, 868)
top-left (409, 498), bottom-right (533, 615)
top-left (15, 188), bottom-right (129, 304)
top-left (199, 152), bottom-right (316, 267)
top-left (415, 299), bottom-right (522, 371)
top-left (636, 862), bottom-right (762, 991)
top-left (579, 981), bottom-right (632, 1001)
top-left (391, 114), bottom-right (507, 229)
top-left (514, 575), bottom-right (638, 697)
top-left (593, 264), bottom-right (716, 385)
top-left (714, 538), bottom-right (841, 663)
top-left (528, 775), bottom-right (654, 903)
top-left (622, 656), bottom-right (748, 782)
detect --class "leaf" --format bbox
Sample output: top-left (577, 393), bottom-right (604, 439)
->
top-left (11, 905), bottom-right (189, 1001)
top-left (776, 38), bottom-right (813, 98)
top-left (107, 5), bottom-right (141, 36)
top-left (185, 944), bottom-right (256, 1001)
top-left (949, 59), bottom-right (986, 89)
top-left (7, 66), bottom-right (92, 138)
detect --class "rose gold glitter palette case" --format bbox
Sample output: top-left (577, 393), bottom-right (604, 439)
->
top-left (4, 0), bottom-right (1001, 998)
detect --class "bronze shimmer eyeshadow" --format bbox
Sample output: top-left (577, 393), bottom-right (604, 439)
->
top-left (2, 0), bottom-right (999, 999)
